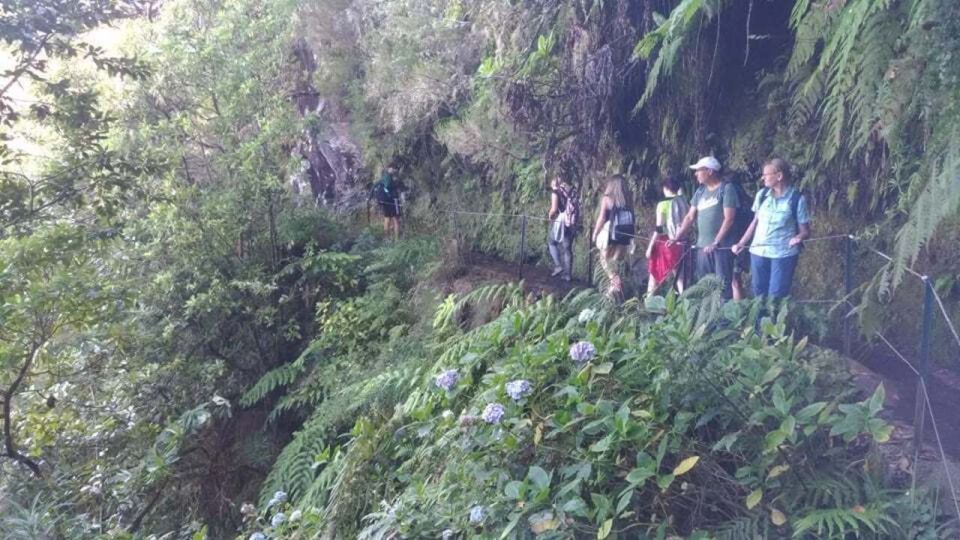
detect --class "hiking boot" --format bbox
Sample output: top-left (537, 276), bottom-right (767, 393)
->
top-left (550, 267), bottom-right (564, 277)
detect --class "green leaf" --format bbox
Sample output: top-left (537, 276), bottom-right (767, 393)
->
top-left (655, 435), bottom-right (669, 466)
top-left (772, 383), bottom-right (790, 415)
top-left (764, 430), bottom-right (788, 452)
top-left (528, 466), bottom-right (550, 490)
top-left (626, 466), bottom-right (654, 485)
top-left (656, 473), bottom-right (674, 491)
top-left (500, 511), bottom-right (522, 539)
top-left (593, 362), bottom-right (614, 375)
top-left (868, 383), bottom-right (886, 415)
top-left (767, 464), bottom-right (790, 479)
top-left (761, 365), bottom-right (783, 385)
top-left (796, 401), bottom-right (827, 422)
top-left (780, 415), bottom-right (796, 438)
top-left (870, 421), bottom-right (893, 443)
top-left (712, 431), bottom-right (740, 451)
top-left (505, 480), bottom-right (524, 499)
top-left (746, 488), bottom-right (763, 509)
top-left (597, 519), bottom-right (613, 539)
top-left (562, 497), bottom-right (588, 515)
top-left (590, 435), bottom-right (612, 453)
top-left (616, 488), bottom-right (634, 515)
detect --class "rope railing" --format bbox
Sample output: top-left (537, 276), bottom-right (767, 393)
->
top-left (874, 330), bottom-right (921, 377)
top-left (874, 329), bottom-right (960, 518)
top-left (919, 378), bottom-right (960, 519)
top-left (931, 285), bottom-right (960, 353)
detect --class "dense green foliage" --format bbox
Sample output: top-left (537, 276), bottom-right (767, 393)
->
top-left (2, 0), bottom-right (960, 538)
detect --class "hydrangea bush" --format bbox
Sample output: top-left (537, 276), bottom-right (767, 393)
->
top-left (282, 288), bottom-right (925, 539)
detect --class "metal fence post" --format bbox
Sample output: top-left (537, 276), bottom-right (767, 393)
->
top-left (914, 275), bottom-right (935, 448)
top-left (518, 215), bottom-right (527, 280)
top-left (843, 235), bottom-right (855, 356)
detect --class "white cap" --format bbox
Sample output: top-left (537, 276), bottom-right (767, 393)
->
top-left (688, 156), bottom-right (721, 172)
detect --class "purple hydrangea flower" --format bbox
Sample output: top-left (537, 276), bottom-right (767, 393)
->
top-left (469, 505), bottom-right (487, 523)
top-left (569, 341), bottom-right (596, 364)
top-left (505, 379), bottom-right (532, 401)
top-left (249, 533), bottom-right (267, 540)
top-left (271, 512), bottom-right (287, 527)
top-left (267, 490), bottom-right (287, 508)
top-left (482, 403), bottom-right (506, 424)
top-left (434, 369), bottom-right (460, 391)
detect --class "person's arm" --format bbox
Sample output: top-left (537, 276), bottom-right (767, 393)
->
top-left (667, 206), bottom-right (696, 246)
top-left (591, 197), bottom-right (609, 242)
top-left (548, 192), bottom-right (560, 220)
top-left (732, 217), bottom-right (758, 254)
top-left (789, 195), bottom-right (812, 246)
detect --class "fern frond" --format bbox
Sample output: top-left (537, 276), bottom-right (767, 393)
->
top-left (632, 0), bottom-right (708, 110)
top-left (890, 142), bottom-right (960, 289)
top-left (791, 502), bottom-right (897, 538)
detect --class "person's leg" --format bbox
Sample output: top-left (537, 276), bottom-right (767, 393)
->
top-left (560, 235), bottom-right (574, 280)
top-left (676, 249), bottom-right (692, 293)
top-left (601, 246), bottom-right (623, 295)
top-left (714, 250), bottom-right (735, 300)
top-left (732, 273), bottom-right (744, 300)
top-left (751, 254), bottom-right (771, 298)
top-left (383, 216), bottom-right (390, 236)
top-left (647, 259), bottom-right (659, 296)
top-left (547, 229), bottom-right (563, 275)
top-left (695, 249), bottom-right (713, 283)
top-left (769, 255), bottom-right (799, 299)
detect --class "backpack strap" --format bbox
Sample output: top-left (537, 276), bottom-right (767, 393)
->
top-left (757, 187), bottom-right (770, 210)
top-left (789, 189), bottom-right (803, 234)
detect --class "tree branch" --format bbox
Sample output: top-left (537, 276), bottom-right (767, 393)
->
top-left (2, 341), bottom-right (46, 477)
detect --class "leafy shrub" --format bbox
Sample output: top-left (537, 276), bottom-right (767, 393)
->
top-left (249, 281), bottom-right (950, 539)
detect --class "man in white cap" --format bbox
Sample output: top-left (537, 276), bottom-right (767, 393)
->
top-left (668, 156), bottom-right (739, 299)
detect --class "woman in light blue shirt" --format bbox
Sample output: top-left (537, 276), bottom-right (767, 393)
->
top-left (732, 158), bottom-right (810, 299)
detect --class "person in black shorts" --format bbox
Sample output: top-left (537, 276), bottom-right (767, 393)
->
top-left (372, 166), bottom-right (405, 240)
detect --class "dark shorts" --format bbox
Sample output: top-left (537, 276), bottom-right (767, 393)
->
top-left (379, 199), bottom-right (401, 218)
top-left (695, 248), bottom-right (735, 299)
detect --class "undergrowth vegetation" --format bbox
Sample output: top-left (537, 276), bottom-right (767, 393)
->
top-left (238, 264), bottom-right (956, 538)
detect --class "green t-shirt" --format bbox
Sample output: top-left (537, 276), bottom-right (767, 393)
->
top-left (690, 183), bottom-right (739, 247)
top-left (655, 199), bottom-right (671, 227)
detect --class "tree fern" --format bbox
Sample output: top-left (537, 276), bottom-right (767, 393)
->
top-left (632, 0), bottom-right (711, 110)
top-left (239, 342), bottom-right (319, 407)
top-left (259, 357), bottom-right (428, 507)
top-left (889, 141), bottom-right (960, 289)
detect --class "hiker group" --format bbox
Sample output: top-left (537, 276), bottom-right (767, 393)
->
top-left (547, 156), bottom-right (810, 301)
